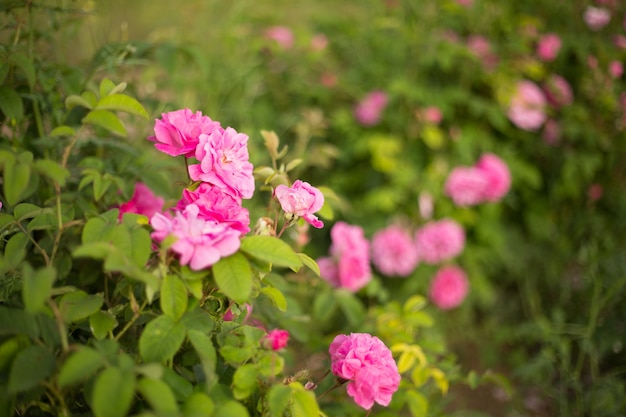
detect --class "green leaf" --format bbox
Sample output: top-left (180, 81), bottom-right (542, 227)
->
top-left (13, 203), bottom-right (41, 220)
top-left (33, 159), bottom-right (70, 186)
top-left (139, 315), bottom-right (186, 363)
top-left (187, 330), bottom-right (217, 389)
top-left (312, 289), bottom-right (338, 325)
top-left (4, 232), bottom-right (29, 269)
top-left (99, 78), bottom-right (116, 97)
top-left (27, 212), bottom-right (57, 232)
top-left (0, 85), bottom-right (24, 121)
top-left (59, 291), bottom-right (104, 323)
top-left (90, 310), bottom-right (118, 340)
top-left (82, 216), bottom-right (114, 243)
top-left (92, 367), bottom-right (136, 417)
top-left (161, 275), bottom-right (188, 321)
top-left (240, 235), bottom-right (303, 271)
top-left (289, 383), bottom-right (320, 417)
top-left (65, 94), bottom-right (94, 110)
top-left (8, 345), bottom-right (55, 393)
top-left (3, 156), bottom-right (31, 206)
top-left (232, 363), bottom-right (259, 400)
top-left (137, 377), bottom-right (178, 414)
top-left (183, 392), bottom-right (214, 417)
top-left (96, 94), bottom-right (149, 118)
top-left (130, 226), bottom-right (151, 267)
top-left (267, 384), bottom-right (292, 417)
top-left (162, 367), bottom-right (193, 401)
top-left (335, 289), bottom-right (366, 326)
top-left (297, 253), bottom-right (320, 276)
top-left (214, 400), bottom-right (250, 417)
top-left (212, 252), bottom-right (253, 303)
top-left (82, 109), bottom-right (127, 137)
top-left (180, 307), bottom-right (215, 333)
top-left (10, 53), bottom-right (36, 90)
top-left (58, 347), bottom-right (105, 389)
top-left (0, 306), bottom-right (39, 339)
top-left (22, 264), bottom-right (56, 314)
top-left (260, 287), bottom-right (287, 312)
top-left (49, 125), bottom-right (76, 137)
top-left (405, 390), bottom-right (428, 417)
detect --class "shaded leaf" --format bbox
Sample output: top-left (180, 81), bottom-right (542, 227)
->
top-left (22, 264), bottom-right (56, 314)
top-left (0, 85), bottom-right (23, 121)
top-left (82, 109), bottom-right (127, 137)
top-left (96, 94), bottom-right (149, 118)
top-left (8, 345), bottom-right (55, 393)
top-left (58, 347), bottom-right (105, 388)
top-left (240, 235), bottom-right (302, 272)
top-left (137, 377), bottom-right (178, 414)
top-left (92, 367), bottom-right (135, 417)
top-left (213, 252), bottom-right (252, 303)
top-left (160, 275), bottom-right (188, 321)
top-left (139, 315), bottom-right (186, 363)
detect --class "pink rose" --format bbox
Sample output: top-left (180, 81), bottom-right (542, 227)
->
top-left (536, 33), bottom-right (562, 62)
top-left (148, 109), bottom-right (222, 157)
top-left (543, 74), bottom-right (574, 108)
top-left (415, 219), bottom-right (465, 264)
top-left (118, 182), bottom-right (164, 220)
top-left (422, 106), bottom-right (443, 124)
top-left (188, 127), bottom-right (255, 200)
top-left (274, 180), bottom-right (325, 228)
top-left (265, 26), bottom-right (294, 49)
top-left (223, 303), bottom-right (252, 322)
top-left (354, 91), bottom-right (389, 126)
top-left (475, 153), bottom-right (511, 202)
top-left (467, 35), bottom-right (498, 70)
top-left (371, 225), bottom-right (419, 277)
top-left (542, 119), bottom-right (561, 146)
top-left (583, 6), bottom-right (611, 31)
top-left (507, 80), bottom-right (547, 131)
top-left (614, 35), bottom-right (626, 49)
top-left (609, 61), bottom-right (623, 78)
top-left (150, 204), bottom-right (241, 270)
top-left (264, 329), bottom-right (290, 351)
top-left (329, 333), bottom-right (400, 410)
top-left (444, 166), bottom-right (489, 207)
top-left (310, 34), bottom-right (328, 51)
top-left (429, 265), bottom-right (469, 310)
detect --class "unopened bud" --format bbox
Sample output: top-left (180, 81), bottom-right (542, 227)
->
top-left (254, 217), bottom-right (276, 236)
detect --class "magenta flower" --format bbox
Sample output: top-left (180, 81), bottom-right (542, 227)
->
top-left (223, 303), bottom-right (252, 322)
top-left (177, 183), bottom-right (250, 235)
top-left (609, 61), bottom-right (623, 79)
top-left (475, 153), bottom-right (511, 202)
top-left (188, 127), bottom-right (255, 200)
top-left (371, 225), bottom-right (419, 277)
top-left (429, 265), bottom-right (469, 310)
top-left (265, 26), bottom-right (294, 49)
top-left (583, 6), bottom-right (611, 31)
top-left (543, 74), bottom-right (573, 108)
top-left (444, 166), bottom-right (489, 207)
top-left (536, 33), bottom-right (562, 62)
top-left (422, 106), bottom-right (443, 124)
top-left (329, 333), bottom-right (401, 410)
top-left (507, 80), bottom-right (547, 131)
top-left (318, 222), bottom-right (371, 292)
top-left (150, 204), bottom-right (241, 270)
top-left (118, 182), bottom-right (165, 220)
top-left (415, 219), bottom-right (465, 264)
top-left (263, 329), bottom-right (290, 351)
top-left (148, 109), bottom-right (222, 157)
top-left (354, 91), bottom-right (389, 126)
top-left (274, 180), bottom-right (325, 228)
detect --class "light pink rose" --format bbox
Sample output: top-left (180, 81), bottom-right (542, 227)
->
top-left (536, 33), bottom-right (562, 62)
top-left (150, 204), bottom-right (241, 270)
top-left (543, 74), bottom-right (574, 108)
top-left (415, 219), bottom-right (465, 264)
top-left (188, 127), bottom-right (255, 200)
top-left (118, 183), bottom-right (164, 220)
top-left (475, 153), bottom-right (511, 202)
top-left (265, 26), bottom-right (294, 49)
top-left (429, 265), bottom-right (469, 310)
top-left (264, 329), bottom-right (290, 351)
top-left (274, 180), bottom-right (325, 228)
top-left (444, 166), bottom-right (489, 207)
top-left (310, 34), bottom-right (328, 51)
top-left (418, 191), bottom-right (434, 220)
top-left (609, 61), bottom-right (623, 78)
top-left (467, 35), bottom-right (498, 70)
top-left (354, 91), bottom-right (389, 126)
top-left (422, 106), bottom-right (443, 124)
top-left (507, 80), bottom-right (547, 131)
top-left (177, 183), bottom-right (250, 235)
top-left (371, 225), bottom-right (419, 277)
top-left (148, 109), bottom-right (222, 157)
top-left (329, 333), bottom-right (401, 410)
top-left (583, 6), bottom-right (611, 31)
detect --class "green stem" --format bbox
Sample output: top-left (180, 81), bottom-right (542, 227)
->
top-left (47, 298), bottom-right (69, 353)
top-left (49, 184), bottom-right (64, 264)
top-left (114, 299), bottom-right (148, 341)
top-left (17, 222), bottom-right (50, 265)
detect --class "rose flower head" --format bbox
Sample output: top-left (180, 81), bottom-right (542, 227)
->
top-left (274, 180), bottom-right (325, 228)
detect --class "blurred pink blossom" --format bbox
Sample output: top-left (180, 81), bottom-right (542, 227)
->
top-left (274, 180), bottom-right (325, 228)
top-left (148, 109), bottom-right (222, 157)
top-left (536, 33), bottom-right (562, 62)
top-left (418, 191), bottom-right (434, 220)
top-left (444, 167), bottom-right (489, 206)
top-left (456, 0), bottom-right (473, 6)
top-left (329, 333), bottom-right (401, 410)
top-left (507, 80), bottom-right (547, 131)
top-left (264, 329), bottom-right (290, 350)
top-left (614, 35), bottom-right (626, 49)
top-left (467, 35), bottom-right (498, 70)
top-left (476, 153), bottom-right (512, 202)
top-left (223, 303), bottom-right (252, 321)
top-left (588, 184), bottom-right (603, 201)
top-left (422, 106), bottom-right (443, 124)
top-left (354, 90), bottom-right (389, 126)
top-left (609, 60), bottom-right (624, 78)
top-left (415, 219), bottom-right (465, 264)
top-left (543, 74), bottom-right (574, 108)
top-left (118, 182), bottom-right (164, 220)
top-left (583, 6), bottom-right (611, 31)
top-left (429, 265), bottom-right (469, 310)
top-left (588, 55), bottom-right (599, 70)
top-left (542, 119), bottom-right (561, 145)
top-left (371, 225), bottom-right (419, 277)
top-left (310, 34), bottom-right (328, 51)
top-left (265, 26), bottom-right (294, 49)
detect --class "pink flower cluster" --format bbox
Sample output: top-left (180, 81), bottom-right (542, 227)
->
top-left (264, 329), bottom-right (290, 351)
top-left (317, 222), bottom-right (371, 292)
top-left (118, 182), bottom-right (165, 220)
top-left (145, 109), bottom-right (255, 270)
top-left (444, 153), bottom-right (511, 206)
top-left (414, 218), bottom-right (465, 264)
top-left (371, 225), bottom-right (419, 277)
top-left (429, 265), bottom-right (469, 310)
top-left (274, 180), bottom-right (325, 228)
top-left (329, 333), bottom-right (401, 410)
top-left (536, 33), bottom-right (561, 62)
top-left (354, 90), bottom-right (389, 126)
top-left (584, 6), bottom-right (611, 31)
top-left (507, 80), bottom-right (547, 131)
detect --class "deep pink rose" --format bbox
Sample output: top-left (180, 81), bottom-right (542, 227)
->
top-left (150, 204), bottom-right (241, 270)
top-left (583, 6), bottom-right (611, 31)
top-left (264, 329), bottom-right (290, 351)
top-left (148, 109), bottom-right (222, 157)
top-left (543, 74), bottom-right (573, 108)
top-left (444, 166), bottom-right (489, 207)
top-left (274, 180), bottom-right (325, 228)
top-left (223, 303), bottom-right (252, 322)
top-left (415, 219), bottom-right (465, 264)
top-left (507, 80), bottom-right (547, 131)
top-left (429, 265), bottom-right (469, 310)
top-left (609, 61), bottom-right (623, 78)
top-left (118, 182), bottom-right (164, 220)
top-left (536, 33), bottom-right (562, 62)
top-left (371, 225), bottom-right (419, 277)
top-left (354, 91), bottom-right (389, 126)
top-left (475, 153), bottom-right (511, 202)
top-left (188, 127), bottom-right (255, 200)
top-left (329, 333), bottom-right (400, 410)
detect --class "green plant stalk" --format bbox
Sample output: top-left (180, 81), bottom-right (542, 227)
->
top-left (16, 222), bottom-right (50, 265)
top-left (47, 298), bottom-right (69, 353)
top-left (114, 299), bottom-right (149, 341)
